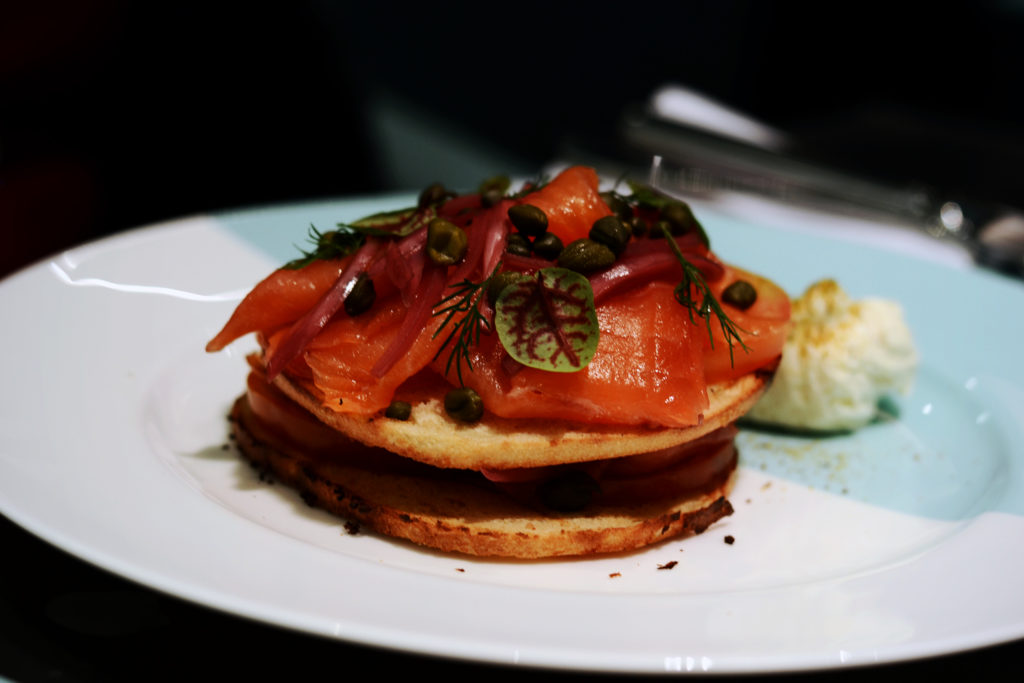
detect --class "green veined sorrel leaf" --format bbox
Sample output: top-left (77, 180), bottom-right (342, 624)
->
top-left (495, 267), bottom-right (599, 373)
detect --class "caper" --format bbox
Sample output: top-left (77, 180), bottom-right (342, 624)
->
top-left (478, 175), bottom-right (510, 208)
top-left (599, 191), bottom-right (634, 222)
top-left (505, 232), bottom-right (533, 257)
top-left (589, 215), bottom-right (631, 255)
top-left (418, 182), bottom-right (449, 208)
top-left (343, 273), bottom-right (375, 316)
top-left (385, 400), bottom-right (412, 420)
top-left (444, 387), bottom-right (484, 423)
top-left (532, 232), bottom-right (564, 260)
top-left (664, 201), bottom-right (709, 245)
top-left (487, 271), bottom-right (530, 307)
top-left (507, 204), bottom-right (548, 237)
top-left (722, 280), bottom-right (758, 310)
top-left (661, 201), bottom-right (694, 231)
top-left (480, 187), bottom-right (504, 208)
top-left (426, 217), bottom-right (468, 266)
top-left (537, 471), bottom-right (601, 511)
top-left (629, 215), bottom-right (648, 238)
top-left (557, 238), bottom-right (616, 274)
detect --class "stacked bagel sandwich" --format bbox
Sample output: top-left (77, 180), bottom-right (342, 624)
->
top-left (208, 167), bottom-right (790, 558)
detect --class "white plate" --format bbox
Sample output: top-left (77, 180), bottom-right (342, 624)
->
top-left (2, 196), bottom-right (1023, 674)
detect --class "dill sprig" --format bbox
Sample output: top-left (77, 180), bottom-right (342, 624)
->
top-left (431, 269), bottom-right (496, 386)
top-left (284, 207), bottom-right (433, 269)
top-left (284, 224), bottom-right (365, 269)
top-left (658, 223), bottom-right (749, 365)
top-left (508, 173), bottom-right (550, 199)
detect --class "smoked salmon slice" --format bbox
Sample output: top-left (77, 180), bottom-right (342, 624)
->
top-left (701, 267), bottom-right (791, 384)
top-left (206, 165), bottom-right (789, 429)
top-left (519, 166), bottom-right (612, 244)
top-left (205, 259), bottom-right (345, 352)
top-left (435, 281), bottom-right (709, 427)
top-left (279, 288), bottom-right (449, 414)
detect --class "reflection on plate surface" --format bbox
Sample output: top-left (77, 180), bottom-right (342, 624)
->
top-left (1, 199), bottom-right (1023, 673)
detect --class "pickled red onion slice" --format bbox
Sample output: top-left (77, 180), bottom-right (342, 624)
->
top-left (267, 237), bottom-right (383, 380)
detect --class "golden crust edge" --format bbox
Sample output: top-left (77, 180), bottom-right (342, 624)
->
top-left (230, 395), bottom-right (737, 559)
top-left (268, 359), bottom-right (777, 470)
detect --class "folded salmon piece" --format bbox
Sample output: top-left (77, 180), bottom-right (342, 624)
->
top-left (206, 165), bottom-right (790, 429)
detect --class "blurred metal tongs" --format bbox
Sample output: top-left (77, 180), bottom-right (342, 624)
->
top-left (622, 84), bottom-right (1024, 279)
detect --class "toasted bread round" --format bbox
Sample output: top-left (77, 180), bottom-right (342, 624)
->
top-left (268, 358), bottom-right (776, 471)
top-left (231, 394), bottom-right (736, 559)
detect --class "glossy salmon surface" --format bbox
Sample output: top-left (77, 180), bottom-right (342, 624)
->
top-left (437, 281), bottom-right (709, 426)
top-left (206, 259), bottom-right (345, 352)
top-left (519, 166), bottom-right (612, 244)
top-left (207, 166), bottom-right (790, 428)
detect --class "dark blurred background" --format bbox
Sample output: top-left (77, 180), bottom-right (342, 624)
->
top-left (4, 0), bottom-right (1024, 278)
top-left (5, 2), bottom-right (1024, 679)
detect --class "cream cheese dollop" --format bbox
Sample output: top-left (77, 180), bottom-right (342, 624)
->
top-left (747, 279), bottom-right (917, 431)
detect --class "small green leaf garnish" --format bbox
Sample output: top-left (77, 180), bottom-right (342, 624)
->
top-left (625, 180), bottom-right (673, 209)
top-left (431, 269), bottom-right (496, 387)
top-left (350, 206), bottom-right (417, 230)
top-left (658, 223), bottom-right (749, 365)
top-left (345, 205), bottom-right (436, 238)
top-left (495, 267), bottom-right (599, 373)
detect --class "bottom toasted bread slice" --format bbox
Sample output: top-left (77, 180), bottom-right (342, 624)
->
top-left (230, 394), bottom-right (736, 559)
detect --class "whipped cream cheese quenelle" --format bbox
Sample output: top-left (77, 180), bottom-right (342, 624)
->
top-left (747, 279), bottom-right (918, 432)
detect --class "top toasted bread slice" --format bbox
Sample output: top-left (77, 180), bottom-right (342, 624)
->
top-left (265, 355), bottom-right (776, 471)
